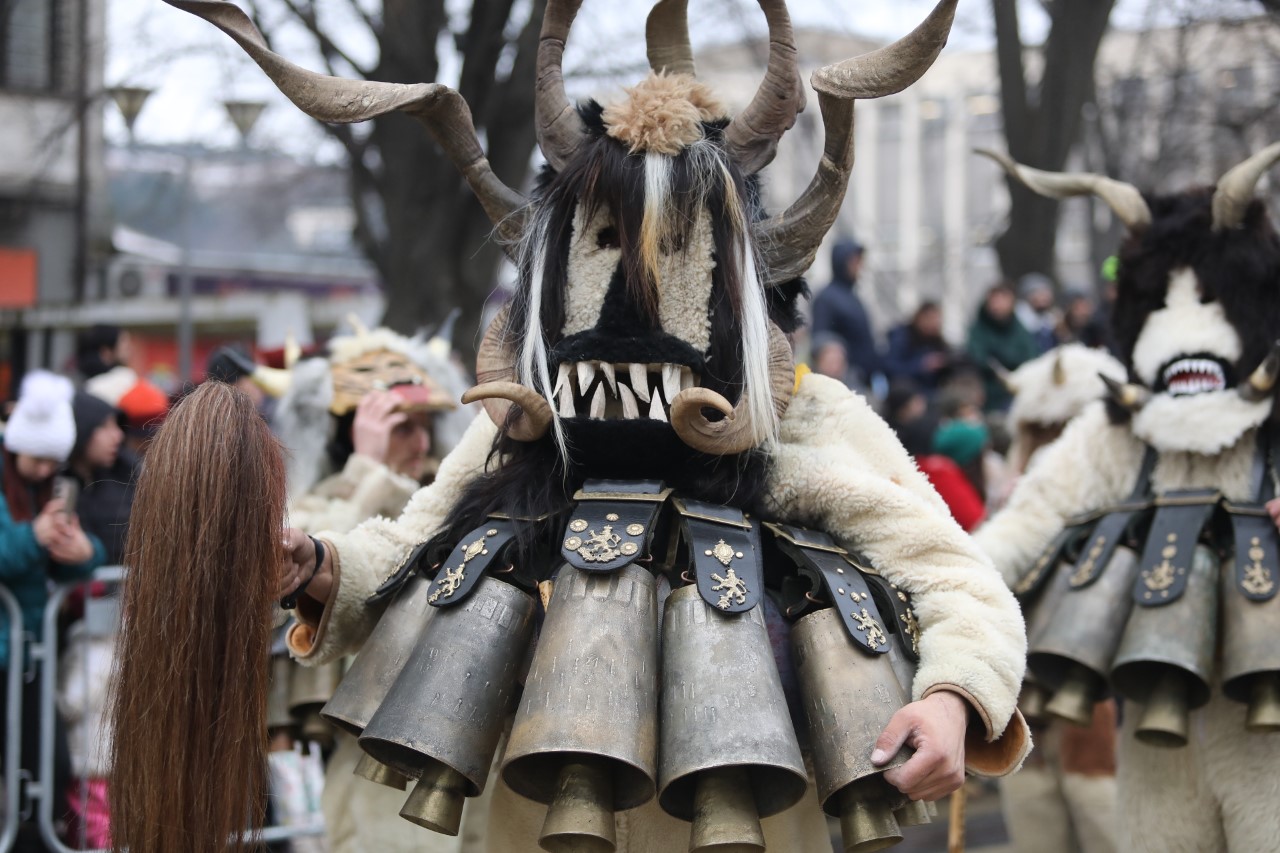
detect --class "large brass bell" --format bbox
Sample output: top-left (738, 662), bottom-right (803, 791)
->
top-left (1027, 547), bottom-right (1141, 726)
top-left (502, 564), bottom-right (660, 853)
top-left (1018, 560), bottom-right (1072, 724)
top-left (792, 607), bottom-right (910, 853)
top-left (657, 585), bottom-right (808, 853)
top-left (360, 577), bottom-right (536, 835)
top-left (323, 573), bottom-right (435, 736)
top-left (1221, 546), bottom-right (1280, 731)
top-left (288, 659), bottom-right (342, 749)
top-left (1111, 544), bottom-right (1218, 747)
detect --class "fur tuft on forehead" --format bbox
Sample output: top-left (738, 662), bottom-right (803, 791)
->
top-left (603, 72), bottom-right (728, 155)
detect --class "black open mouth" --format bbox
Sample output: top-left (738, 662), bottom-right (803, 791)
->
top-left (550, 359), bottom-right (700, 422)
top-left (1155, 353), bottom-right (1236, 397)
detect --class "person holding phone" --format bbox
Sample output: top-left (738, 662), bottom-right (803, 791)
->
top-left (0, 371), bottom-right (105, 853)
top-left (68, 391), bottom-right (136, 565)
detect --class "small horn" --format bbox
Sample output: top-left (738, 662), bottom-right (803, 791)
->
top-left (427, 308), bottom-right (462, 361)
top-left (1052, 351), bottom-right (1066, 386)
top-left (347, 313), bottom-right (370, 338)
top-left (283, 333), bottom-right (301, 370)
top-left (754, 0), bottom-right (957, 285)
top-left (976, 148), bottom-right (1152, 233)
top-left (988, 359), bottom-right (1017, 395)
top-left (724, 0), bottom-right (805, 175)
top-left (1100, 374), bottom-right (1151, 411)
top-left (1240, 340), bottom-right (1280, 402)
top-left (646, 0), bottom-right (695, 76)
top-left (250, 365), bottom-right (294, 399)
top-left (670, 323), bottom-right (794, 456)
top-left (1213, 142), bottom-right (1280, 232)
top-left (462, 382), bottom-right (553, 442)
top-left (536, 0), bottom-right (588, 171)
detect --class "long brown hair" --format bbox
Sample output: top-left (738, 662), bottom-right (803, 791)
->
top-left (109, 382), bottom-right (284, 853)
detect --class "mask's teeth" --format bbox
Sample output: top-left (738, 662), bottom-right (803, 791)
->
top-left (619, 382), bottom-right (639, 419)
top-left (558, 382), bottom-right (576, 417)
top-left (589, 382), bottom-right (606, 419)
top-left (680, 367), bottom-right (695, 391)
top-left (577, 361), bottom-right (596, 394)
top-left (629, 363), bottom-right (651, 402)
top-left (661, 364), bottom-right (680, 405)
top-left (554, 363), bottom-right (571, 396)
top-left (649, 392), bottom-right (667, 423)
top-left (600, 362), bottom-right (617, 395)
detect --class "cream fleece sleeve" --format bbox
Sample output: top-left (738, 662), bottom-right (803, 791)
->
top-left (973, 402), bottom-right (1142, 588)
top-left (287, 413), bottom-right (499, 663)
top-left (762, 373), bottom-right (1030, 775)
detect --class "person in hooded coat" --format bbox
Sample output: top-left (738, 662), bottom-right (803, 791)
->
top-left (811, 238), bottom-right (881, 393)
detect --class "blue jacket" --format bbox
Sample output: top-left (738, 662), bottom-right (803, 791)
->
top-left (0, 484), bottom-right (105, 666)
top-left (811, 242), bottom-right (881, 386)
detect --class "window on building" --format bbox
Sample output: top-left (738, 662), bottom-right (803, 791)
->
top-left (1, 0), bottom-right (79, 94)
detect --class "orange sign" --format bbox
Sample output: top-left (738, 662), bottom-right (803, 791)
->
top-left (0, 248), bottom-right (37, 309)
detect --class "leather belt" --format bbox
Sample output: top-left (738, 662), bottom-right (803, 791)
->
top-left (1133, 489), bottom-right (1220, 607)
top-left (675, 498), bottom-right (761, 613)
top-left (561, 479), bottom-right (670, 573)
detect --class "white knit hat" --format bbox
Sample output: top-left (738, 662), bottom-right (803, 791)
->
top-left (4, 371), bottom-right (76, 462)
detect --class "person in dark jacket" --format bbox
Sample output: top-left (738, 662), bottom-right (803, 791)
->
top-left (811, 238), bottom-right (881, 393)
top-left (967, 282), bottom-right (1039, 412)
top-left (68, 392), bottom-right (139, 565)
top-left (0, 372), bottom-right (104, 852)
top-left (884, 301), bottom-right (952, 393)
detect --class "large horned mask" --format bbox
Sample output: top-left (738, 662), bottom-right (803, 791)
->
top-left (168, 0), bottom-right (957, 458)
top-left (980, 145), bottom-right (1280, 453)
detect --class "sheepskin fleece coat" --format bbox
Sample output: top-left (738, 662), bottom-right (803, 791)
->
top-left (289, 453), bottom-right (423, 536)
top-left (975, 401), bottom-right (1278, 852)
top-left (289, 373), bottom-right (1030, 851)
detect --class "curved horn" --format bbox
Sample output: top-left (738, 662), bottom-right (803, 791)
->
top-left (988, 359), bottom-right (1017, 395)
top-left (1240, 341), bottom-right (1280, 402)
top-left (468, 306), bottom-right (552, 441)
top-left (160, 1), bottom-right (527, 249)
top-left (976, 148), bottom-right (1152, 233)
top-left (1100, 374), bottom-right (1151, 412)
top-left (669, 324), bottom-right (794, 455)
top-left (754, 0), bottom-right (957, 285)
top-left (646, 0), bottom-right (695, 76)
top-left (461, 382), bottom-right (553, 442)
top-left (250, 366), bottom-right (293, 399)
top-left (1052, 351), bottom-right (1066, 386)
top-left (723, 0), bottom-right (805, 175)
top-left (283, 333), bottom-right (301, 370)
top-left (536, 0), bottom-right (588, 171)
top-left (1212, 142), bottom-right (1280, 232)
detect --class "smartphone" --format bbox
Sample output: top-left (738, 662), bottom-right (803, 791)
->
top-left (52, 475), bottom-right (79, 515)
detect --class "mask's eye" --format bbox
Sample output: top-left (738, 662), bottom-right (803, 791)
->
top-left (596, 226), bottom-right (620, 250)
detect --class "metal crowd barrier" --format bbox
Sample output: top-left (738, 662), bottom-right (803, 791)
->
top-left (1, 567), bottom-right (326, 853)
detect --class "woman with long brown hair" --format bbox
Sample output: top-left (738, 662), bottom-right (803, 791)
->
top-left (108, 382), bottom-right (285, 853)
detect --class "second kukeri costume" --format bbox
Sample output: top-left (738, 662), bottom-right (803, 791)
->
top-left (976, 145), bottom-right (1280, 853)
top-left (170, 1), bottom-right (1029, 851)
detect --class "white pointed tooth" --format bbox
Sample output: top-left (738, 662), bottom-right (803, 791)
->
top-left (577, 361), bottom-right (596, 393)
top-left (558, 383), bottom-right (576, 417)
top-left (661, 364), bottom-right (680, 404)
top-left (680, 367), bottom-right (695, 391)
top-left (590, 382), bottom-right (606, 418)
top-left (554, 363), bottom-right (570, 395)
top-left (649, 392), bottom-right (667, 422)
top-left (619, 383), bottom-right (639, 419)
top-left (629, 363), bottom-right (651, 402)
top-left (600, 362), bottom-right (617, 394)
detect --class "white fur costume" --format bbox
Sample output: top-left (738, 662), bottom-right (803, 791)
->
top-left (977, 274), bottom-right (1280, 853)
top-left (288, 372), bottom-right (1031, 853)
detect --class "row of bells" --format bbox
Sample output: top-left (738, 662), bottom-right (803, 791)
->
top-left (267, 654), bottom-right (343, 751)
top-left (1019, 543), bottom-right (1280, 746)
top-left (318, 563), bottom-right (929, 853)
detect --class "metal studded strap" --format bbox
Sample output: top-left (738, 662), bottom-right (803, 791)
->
top-left (561, 480), bottom-right (670, 573)
top-left (426, 518), bottom-right (520, 607)
top-left (764, 522), bottom-right (891, 655)
top-left (1069, 446), bottom-right (1158, 590)
top-left (675, 498), bottom-right (761, 613)
top-left (1133, 489), bottom-right (1221, 607)
top-left (1224, 428), bottom-right (1280, 602)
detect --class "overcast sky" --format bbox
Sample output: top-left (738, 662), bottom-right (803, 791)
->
top-left (104, 0), bottom-right (1212, 159)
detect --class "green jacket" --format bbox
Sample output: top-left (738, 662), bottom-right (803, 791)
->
top-left (0, 483), bottom-right (105, 666)
top-left (967, 308), bottom-right (1040, 412)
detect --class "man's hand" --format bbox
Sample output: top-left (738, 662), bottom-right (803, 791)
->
top-left (1266, 497), bottom-right (1280, 531)
top-left (352, 391), bottom-right (408, 465)
top-left (873, 690), bottom-right (969, 802)
top-left (280, 528), bottom-right (334, 605)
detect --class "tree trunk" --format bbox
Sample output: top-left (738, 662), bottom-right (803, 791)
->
top-left (991, 0), bottom-right (1117, 283)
